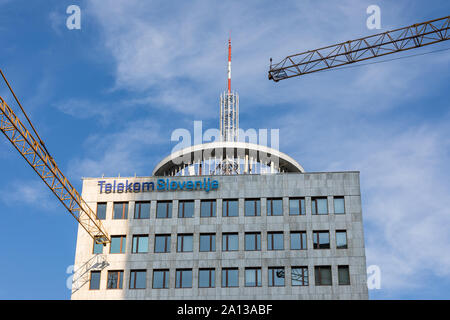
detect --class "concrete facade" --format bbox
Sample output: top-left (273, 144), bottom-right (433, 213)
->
top-left (71, 172), bottom-right (368, 300)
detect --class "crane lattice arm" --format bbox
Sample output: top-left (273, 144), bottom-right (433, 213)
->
top-left (0, 72), bottom-right (110, 245)
top-left (268, 15), bottom-right (450, 81)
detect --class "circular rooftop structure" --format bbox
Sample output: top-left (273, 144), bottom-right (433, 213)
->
top-left (153, 141), bottom-right (304, 176)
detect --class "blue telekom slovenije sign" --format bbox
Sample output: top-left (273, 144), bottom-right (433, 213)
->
top-left (98, 178), bottom-right (219, 194)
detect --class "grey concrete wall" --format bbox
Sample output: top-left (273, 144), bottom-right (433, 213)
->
top-left (71, 172), bottom-right (368, 300)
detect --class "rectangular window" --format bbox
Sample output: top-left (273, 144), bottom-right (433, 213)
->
top-left (289, 198), bottom-right (305, 215)
top-left (200, 200), bottom-right (216, 217)
top-left (177, 234), bottom-right (193, 252)
top-left (96, 203), bottom-right (107, 220)
top-left (222, 233), bottom-right (239, 251)
top-left (313, 231), bottom-right (330, 249)
top-left (222, 268), bottom-right (239, 287)
top-left (152, 269), bottom-right (169, 289)
top-left (334, 197), bottom-right (345, 214)
top-left (268, 267), bottom-right (285, 287)
top-left (156, 201), bottom-right (172, 218)
top-left (176, 269), bottom-right (193, 288)
top-left (315, 266), bottom-right (332, 286)
top-left (338, 265), bottom-right (351, 285)
top-left (199, 233), bottom-right (216, 252)
top-left (312, 197), bottom-right (328, 215)
top-left (132, 235), bottom-right (149, 253)
top-left (154, 234), bottom-right (171, 253)
top-left (129, 270), bottom-right (146, 289)
top-left (107, 270), bottom-right (123, 289)
top-left (199, 268), bottom-right (215, 288)
top-left (291, 267), bottom-right (309, 286)
top-left (222, 199), bottom-right (239, 217)
top-left (267, 198), bottom-right (283, 216)
top-left (113, 202), bottom-right (128, 219)
top-left (178, 200), bottom-right (194, 218)
top-left (134, 201), bottom-right (150, 219)
top-left (267, 232), bottom-right (284, 250)
top-left (93, 237), bottom-right (103, 254)
top-left (336, 230), bottom-right (348, 249)
top-left (290, 231), bottom-right (307, 250)
top-left (89, 271), bottom-right (101, 290)
top-left (244, 199), bottom-right (260, 216)
top-left (110, 235), bottom-right (126, 254)
top-left (245, 268), bottom-right (262, 287)
top-left (245, 232), bottom-right (261, 251)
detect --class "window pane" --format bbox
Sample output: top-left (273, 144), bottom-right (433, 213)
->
top-left (245, 199), bottom-right (260, 216)
top-left (201, 200), bottom-right (216, 217)
top-left (153, 270), bottom-right (168, 289)
top-left (133, 235), bottom-right (148, 253)
top-left (155, 235), bottom-right (170, 253)
top-left (199, 269), bottom-right (215, 288)
top-left (176, 270), bottom-right (192, 288)
top-left (157, 201), bottom-right (172, 218)
top-left (110, 236), bottom-right (125, 253)
top-left (222, 269), bottom-right (238, 287)
top-left (334, 197), bottom-right (345, 214)
top-left (179, 201), bottom-right (194, 218)
top-left (268, 233), bottom-right (284, 250)
top-left (314, 231), bottom-right (330, 249)
top-left (89, 271), bottom-right (101, 290)
top-left (290, 232), bottom-right (306, 250)
top-left (245, 233), bottom-right (260, 251)
top-left (223, 234), bottom-right (238, 251)
top-left (200, 234), bottom-right (215, 252)
top-left (292, 267), bottom-right (308, 286)
top-left (245, 268), bottom-right (261, 287)
top-left (313, 198), bottom-right (328, 215)
top-left (107, 271), bottom-right (123, 289)
top-left (96, 203), bottom-right (106, 220)
top-left (336, 231), bottom-right (348, 249)
top-left (135, 202), bottom-right (150, 219)
top-left (113, 202), bottom-right (128, 219)
top-left (338, 266), bottom-right (350, 285)
top-left (93, 239), bottom-right (103, 254)
top-left (178, 235), bottom-right (193, 252)
top-left (289, 198), bottom-right (305, 215)
top-left (132, 271), bottom-right (146, 289)
top-left (315, 266), bottom-right (332, 285)
top-left (269, 268), bottom-right (285, 286)
top-left (223, 200), bottom-right (238, 217)
top-left (268, 199), bottom-right (283, 216)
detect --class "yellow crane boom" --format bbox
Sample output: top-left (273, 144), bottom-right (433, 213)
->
top-left (0, 70), bottom-right (110, 245)
top-left (268, 15), bottom-right (450, 81)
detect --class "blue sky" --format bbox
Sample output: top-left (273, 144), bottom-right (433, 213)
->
top-left (0, 0), bottom-right (449, 299)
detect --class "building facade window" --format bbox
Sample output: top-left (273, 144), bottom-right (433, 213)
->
top-left (222, 233), bottom-right (239, 251)
top-left (199, 233), bottom-right (216, 252)
top-left (245, 267), bottom-right (262, 287)
top-left (199, 268), bottom-right (215, 288)
top-left (156, 201), bottom-right (172, 218)
top-left (244, 198), bottom-right (260, 216)
top-left (129, 270), bottom-right (146, 289)
top-left (89, 271), bottom-right (101, 290)
top-left (267, 232), bottom-right (284, 250)
top-left (290, 231), bottom-right (307, 250)
top-left (289, 197), bottom-right (305, 215)
top-left (334, 196), bottom-right (345, 214)
top-left (154, 234), bottom-right (171, 253)
top-left (338, 265), bottom-right (351, 285)
top-left (96, 202), bottom-right (107, 220)
top-left (152, 269), bottom-right (169, 289)
top-left (177, 234), bottom-right (193, 252)
top-left (110, 235), bottom-right (126, 254)
top-left (313, 231), bottom-right (330, 249)
top-left (222, 268), bottom-right (239, 287)
top-left (113, 202), bottom-right (128, 219)
top-left (267, 198), bottom-right (283, 216)
top-left (107, 270), bottom-right (123, 289)
top-left (222, 199), bottom-right (239, 217)
top-left (176, 269), bottom-right (193, 288)
top-left (200, 200), bottom-right (216, 217)
top-left (291, 267), bottom-right (308, 286)
top-left (336, 230), bottom-right (348, 249)
top-left (132, 235), bottom-right (149, 253)
top-left (134, 201), bottom-right (150, 219)
top-left (178, 200), bottom-right (194, 218)
top-left (268, 267), bottom-right (285, 287)
top-left (315, 266), bottom-right (332, 286)
top-left (312, 197), bottom-right (328, 215)
top-left (93, 237), bottom-right (103, 254)
top-left (245, 232), bottom-right (261, 251)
